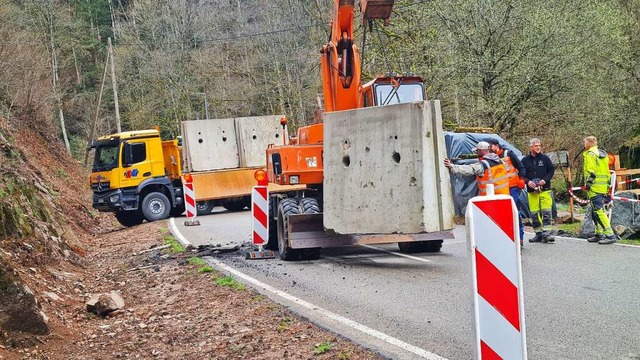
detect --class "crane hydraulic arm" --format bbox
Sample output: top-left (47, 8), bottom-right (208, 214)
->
top-left (320, 0), bottom-right (395, 112)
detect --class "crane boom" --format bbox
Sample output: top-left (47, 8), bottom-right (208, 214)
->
top-left (320, 0), bottom-right (395, 112)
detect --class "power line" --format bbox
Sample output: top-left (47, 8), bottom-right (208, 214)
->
top-left (116, 22), bottom-right (328, 47)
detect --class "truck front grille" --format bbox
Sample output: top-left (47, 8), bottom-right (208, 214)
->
top-left (91, 181), bottom-right (111, 192)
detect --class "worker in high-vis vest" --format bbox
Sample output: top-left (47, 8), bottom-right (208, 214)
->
top-left (444, 141), bottom-right (509, 196)
top-left (583, 136), bottom-right (617, 244)
top-left (486, 138), bottom-right (527, 245)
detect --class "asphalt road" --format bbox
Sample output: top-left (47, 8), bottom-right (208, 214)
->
top-left (171, 208), bottom-right (640, 360)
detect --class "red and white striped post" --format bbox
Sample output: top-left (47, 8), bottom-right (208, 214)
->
top-left (246, 170), bottom-right (275, 259)
top-left (466, 186), bottom-right (527, 359)
top-left (252, 183), bottom-right (268, 247)
top-left (183, 173), bottom-right (200, 226)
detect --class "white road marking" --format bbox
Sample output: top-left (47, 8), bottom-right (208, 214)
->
top-left (168, 217), bottom-right (447, 360)
top-left (359, 244), bottom-right (433, 263)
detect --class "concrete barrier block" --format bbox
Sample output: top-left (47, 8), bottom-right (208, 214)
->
top-left (181, 118), bottom-right (239, 171)
top-left (235, 115), bottom-right (283, 167)
top-left (323, 101), bottom-right (455, 234)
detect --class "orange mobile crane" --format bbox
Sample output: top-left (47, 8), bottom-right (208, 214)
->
top-left (265, 0), bottom-right (453, 260)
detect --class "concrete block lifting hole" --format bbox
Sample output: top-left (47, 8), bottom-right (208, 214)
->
top-left (323, 101), bottom-right (455, 235)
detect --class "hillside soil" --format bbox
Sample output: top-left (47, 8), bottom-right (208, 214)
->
top-left (0, 220), bottom-right (383, 360)
top-left (0, 118), bottom-right (382, 360)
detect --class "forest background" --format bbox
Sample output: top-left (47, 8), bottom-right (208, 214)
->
top-left (1, 0), bottom-right (640, 163)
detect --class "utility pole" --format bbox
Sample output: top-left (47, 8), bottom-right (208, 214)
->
top-left (108, 37), bottom-right (121, 132)
top-left (85, 52), bottom-right (110, 166)
top-left (194, 92), bottom-right (209, 119)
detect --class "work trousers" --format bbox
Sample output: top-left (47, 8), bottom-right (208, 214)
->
top-left (527, 190), bottom-right (553, 233)
top-left (510, 187), bottom-right (524, 241)
top-left (590, 194), bottom-right (614, 236)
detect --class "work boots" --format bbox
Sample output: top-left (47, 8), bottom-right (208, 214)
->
top-left (587, 234), bottom-right (605, 243)
top-left (598, 235), bottom-right (618, 245)
top-left (541, 231), bottom-right (555, 243)
top-left (529, 232), bottom-right (543, 243)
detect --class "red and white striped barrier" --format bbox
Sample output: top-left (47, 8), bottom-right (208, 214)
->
top-left (466, 193), bottom-right (527, 359)
top-left (612, 196), bottom-right (640, 203)
top-left (245, 170), bottom-right (275, 260)
top-left (183, 173), bottom-right (200, 226)
top-left (617, 177), bottom-right (640, 186)
top-left (251, 185), bottom-right (268, 246)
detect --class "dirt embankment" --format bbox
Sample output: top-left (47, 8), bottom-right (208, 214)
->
top-left (0, 117), bottom-right (382, 360)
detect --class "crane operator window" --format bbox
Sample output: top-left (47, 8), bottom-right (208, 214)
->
top-left (375, 83), bottom-right (425, 106)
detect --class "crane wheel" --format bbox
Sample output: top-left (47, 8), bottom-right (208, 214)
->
top-left (277, 198), bottom-right (302, 261)
top-left (299, 198), bottom-right (322, 260)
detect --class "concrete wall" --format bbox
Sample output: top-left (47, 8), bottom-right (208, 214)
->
top-left (323, 101), bottom-right (455, 234)
top-left (181, 115), bottom-right (284, 172)
top-left (235, 115), bottom-right (283, 167)
top-left (181, 118), bottom-right (239, 172)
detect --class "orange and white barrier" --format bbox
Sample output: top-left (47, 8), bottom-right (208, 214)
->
top-left (183, 173), bottom-right (200, 226)
top-left (252, 185), bottom-right (268, 246)
top-left (466, 189), bottom-right (527, 359)
top-left (246, 170), bottom-right (275, 260)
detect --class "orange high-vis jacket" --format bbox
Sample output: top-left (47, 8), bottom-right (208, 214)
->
top-left (499, 149), bottom-right (520, 188)
top-left (477, 159), bottom-right (510, 195)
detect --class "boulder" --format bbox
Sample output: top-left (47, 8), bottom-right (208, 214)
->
top-left (86, 291), bottom-right (125, 316)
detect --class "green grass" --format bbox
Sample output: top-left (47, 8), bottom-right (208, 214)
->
top-left (198, 266), bottom-right (214, 273)
top-left (187, 257), bottom-right (206, 266)
top-left (163, 235), bottom-right (185, 253)
top-left (557, 222), bottom-right (581, 235)
top-left (619, 239), bottom-right (640, 246)
top-left (214, 276), bottom-right (245, 290)
top-left (314, 341), bottom-right (334, 355)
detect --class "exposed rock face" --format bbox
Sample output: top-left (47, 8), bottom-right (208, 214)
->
top-left (0, 265), bottom-right (49, 347)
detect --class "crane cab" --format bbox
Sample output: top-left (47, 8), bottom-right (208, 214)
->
top-left (361, 76), bottom-right (426, 107)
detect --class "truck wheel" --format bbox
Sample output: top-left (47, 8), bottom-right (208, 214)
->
top-left (222, 197), bottom-right (247, 212)
top-left (277, 198), bottom-right (302, 261)
top-left (398, 240), bottom-right (443, 253)
top-left (115, 210), bottom-right (144, 227)
top-left (170, 204), bottom-right (186, 217)
top-left (299, 198), bottom-right (322, 259)
top-left (196, 200), bottom-right (214, 215)
top-left (141, 192), bottom-right (171, 222)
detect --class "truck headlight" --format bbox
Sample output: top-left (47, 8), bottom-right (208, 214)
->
top-left (289, 175), bottom-right (300, 184)
top-left (109, 194), bottom-right (120, 203)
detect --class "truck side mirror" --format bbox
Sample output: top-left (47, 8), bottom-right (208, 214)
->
top-left (122, 142), bottom-right (133, 167)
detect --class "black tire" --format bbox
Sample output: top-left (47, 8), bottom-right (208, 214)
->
top-left (196, 200), bottom-right (215, 215)
top-left (222, 197), bottom-right (247, 212)
top-left (170, 204), bottom-right (186, 217)
top-left (114, 210), bottom-right (144, 227)
top-left (398, 240), bottom-right (443, 253)
top-left (277, 198), bottom-right (302, 261)
top-left (265, 196), bottom-right (279, 251)
top-left (141, 192), bottom-right (171, 222)
top-left (300, 197), bottom-right (321, 213)
top-left (299, 198), bottom-right (322, 259)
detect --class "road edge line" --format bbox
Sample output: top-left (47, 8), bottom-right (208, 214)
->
top-left (207, 257), bottom-right (447, 360)
top-left (168, 217), bottom-right (447, 360)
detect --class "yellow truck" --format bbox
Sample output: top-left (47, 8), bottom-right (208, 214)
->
top-left (89, 115), bottom-right (293, 227)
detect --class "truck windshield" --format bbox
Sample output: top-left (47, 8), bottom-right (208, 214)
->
top-left (92, 141), bottom-right (120, 172)
top-left (375, 83), bottom-right (425, 106)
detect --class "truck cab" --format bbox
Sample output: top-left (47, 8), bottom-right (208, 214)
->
top-left (90, 129), bottom-right (183, 226)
